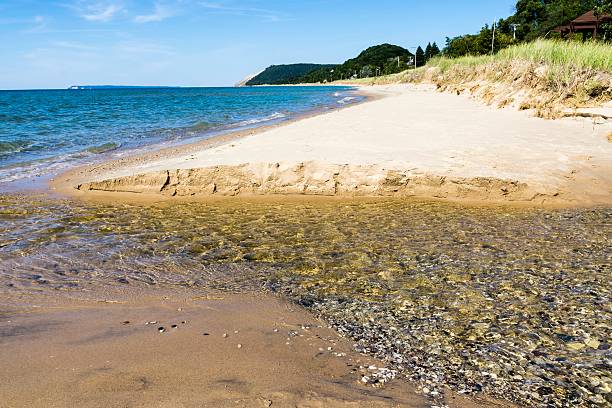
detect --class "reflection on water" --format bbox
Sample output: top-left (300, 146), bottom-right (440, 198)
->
top-left (0, 194), bottom-right (610, 407)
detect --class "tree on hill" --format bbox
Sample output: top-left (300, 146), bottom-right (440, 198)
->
top-left (246, 64), bottom-right (336, 85)
top-left (416, 46), bottom-right (425, 67)
top-left (431, 42), bottom-right (441, 57)
top-left (442, 0), bottom-right (605, 58)
top-left (299, 43), bottom-right (414, 82)
top-left (511, 0), bottom-right (548, 40)
top-left (424, 42), bottom-right (441, 62)
top-left (512, 0), bottom-right (602, 41)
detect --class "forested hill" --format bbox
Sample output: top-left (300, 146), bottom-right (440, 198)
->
top-left (244, 64), bottom-right (335, 85)
top-left (300, 44), bottom-right (414, 83)
top-left (243, 44), bottom-right (415, 85)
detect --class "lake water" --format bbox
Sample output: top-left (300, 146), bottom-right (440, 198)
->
top-left (0, 86), bottom-right (360, 187)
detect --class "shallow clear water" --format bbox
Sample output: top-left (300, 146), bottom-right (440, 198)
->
top-left (0, 195), bottom-right (609, 407)
top-left (0, 86), bottom-right (360, 186)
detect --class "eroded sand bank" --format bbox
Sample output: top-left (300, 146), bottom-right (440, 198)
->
top-left (59, 84), bottom-right (612, 205)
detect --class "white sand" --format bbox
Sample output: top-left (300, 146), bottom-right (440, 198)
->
top-left (72, 84), bottom-right (612, 204)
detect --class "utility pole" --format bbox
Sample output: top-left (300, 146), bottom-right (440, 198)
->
top-left (397, 56), bottom-right (400, 68)
top-left (408, 47), bottom-right (417, 69)
top-left (510, 24), bottom-right (520, 41)
top-left (491, 20), bottom-right (496, 55)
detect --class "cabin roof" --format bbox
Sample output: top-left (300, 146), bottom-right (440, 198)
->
top-left (572, 10), bottom-right (611, 24)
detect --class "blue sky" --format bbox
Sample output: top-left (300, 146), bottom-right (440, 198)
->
top-left (0, 0), bottom-right (516, 89)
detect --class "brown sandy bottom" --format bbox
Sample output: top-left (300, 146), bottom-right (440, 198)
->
top-left (0, 289), bottom-right (508, 408)
top-left (2, 194), bottom-right (609, 408)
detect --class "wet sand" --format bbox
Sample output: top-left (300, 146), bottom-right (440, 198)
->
top-left (0, 289), bottom-right (510, 408)
top-left (55, 84), bottom-right (612, 207)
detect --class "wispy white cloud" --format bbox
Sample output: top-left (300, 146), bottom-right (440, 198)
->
top-left (134, 3), bottom-right (176, 23)
top-left (20, 15), bottom-right (49, 33)
top-left (75, 1), bottom-right (124, 22)
top-left (83, 4), bottom-right (122, 21)
top-left (199, 1), bottom-right (289, 23)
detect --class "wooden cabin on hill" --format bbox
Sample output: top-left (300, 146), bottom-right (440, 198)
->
top-left (554, 11), bottom-right (612, 40)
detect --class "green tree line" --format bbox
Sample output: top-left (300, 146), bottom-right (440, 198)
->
top-left (444, 0), bottom-right (612, 58)
top-left (300, 44), bottom-right (416, 82)
top-left (300, 42), bottom-right (442, 82)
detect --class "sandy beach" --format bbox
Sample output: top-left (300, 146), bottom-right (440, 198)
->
top-left (59, 84), bottom-right (612, 206)
top-left (1, 286), bottom-right (516, 408)
top-left (7, 82), bottom-right (606, 408)
top-left (3, 1), bottom-right (612, 406)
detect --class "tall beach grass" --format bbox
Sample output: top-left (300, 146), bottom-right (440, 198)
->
top-left (428, 39), bottom-right (612, 73)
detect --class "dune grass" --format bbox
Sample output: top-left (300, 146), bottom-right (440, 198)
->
top-left (428, 39), bottom-right (612, 72)
top-left (344, 39), bottom-right (611, 118)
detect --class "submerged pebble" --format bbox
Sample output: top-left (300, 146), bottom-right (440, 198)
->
top-left (0, 196), bottom-right (609, 407)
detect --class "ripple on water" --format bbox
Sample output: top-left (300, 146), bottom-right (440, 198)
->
top-left (0, 195), bottom-right (610, 407)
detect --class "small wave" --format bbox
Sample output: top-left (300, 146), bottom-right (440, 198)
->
top-left (0, 140), bottom-right (32, 155)
top-left (85, 142), bottom-right (121, 154)
top-left (0, 153), bottom-right (77, 186)
top-left (185, 121), bottom-right (215, 133)
top-left (337, 96), bottom-right (357, 105)
top-left (234, 112), bottom-right (287, 127)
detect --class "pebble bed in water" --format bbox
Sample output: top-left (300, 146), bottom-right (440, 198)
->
top-left (0, 195), bottom-right (610, 407)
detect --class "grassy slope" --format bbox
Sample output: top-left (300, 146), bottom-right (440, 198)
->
top-left (432, 40), bottom-right (612, 72)
top-left (346, 40), bottom-right (612, 118)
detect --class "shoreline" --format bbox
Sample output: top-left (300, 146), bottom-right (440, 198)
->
top-left (49, 85), bottom-right (382, 199)
top-left (53, 84), bottom-right (612, 208)
top-left (0, 85), bottom-right (366, 197)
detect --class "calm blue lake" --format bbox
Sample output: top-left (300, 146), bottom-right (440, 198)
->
top-left (0, 86), bottom-right (360, 187)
